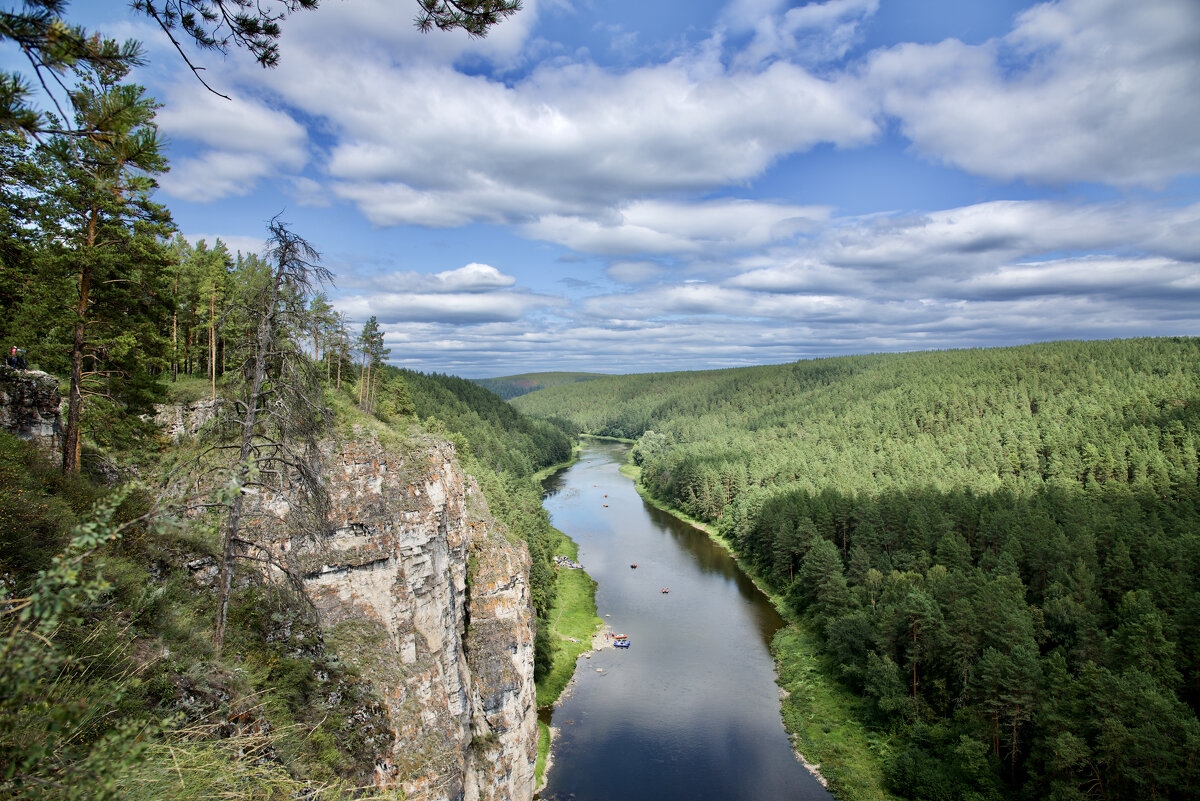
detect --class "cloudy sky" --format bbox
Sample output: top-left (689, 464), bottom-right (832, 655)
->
top-left (81, 0), bottom-right (1200, 377)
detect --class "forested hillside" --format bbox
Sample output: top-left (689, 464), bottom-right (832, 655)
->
top-left (472, 372), bottom-right (603, 400)
top-left (514, 339), bottom-right (1200, 800)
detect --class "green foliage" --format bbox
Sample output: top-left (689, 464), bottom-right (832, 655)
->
top-left (0, 481), bottom-right (147, 801)
top-left (520, 338), bottom-right (1200, 800)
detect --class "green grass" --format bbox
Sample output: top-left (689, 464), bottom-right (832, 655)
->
top-left (536, 532), bottom-right (602, 708)
top-left (535, 719), bottom-right (551, 789)
top-left (533, 528), bottom-right (602, 794)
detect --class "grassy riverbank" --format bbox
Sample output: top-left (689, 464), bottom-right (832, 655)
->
top-left (537, 531), bottom-right (602, 708)
top-left (621, 460), bottom-right (897, 801)
top-left (773, 627), bottom-right (898, 801)
top-left (534, 526), bottom-right (603, 789)
top-left (531, 445), bottom-right (581, 483)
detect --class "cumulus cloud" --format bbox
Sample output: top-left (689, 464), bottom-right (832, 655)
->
top-left (866, 0), bottom-right (1200, 186)
top-left (121, 0), bottom-right (1200, 376)
top-left (553, 197), bottom-right (1200, 368)
top-left (522, 199), bottom-right (830, 256)
top-left (264, 42), bottom-right (875, 225)
top-left (156, 87), bottom-right (309, 201)
top-left (373, 263), bottom-right (519, 293)
top-left (335, 262), bottom-right (557, 325)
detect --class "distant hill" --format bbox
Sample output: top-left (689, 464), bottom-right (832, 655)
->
top-left (471, 371), bottom-right (605, 400)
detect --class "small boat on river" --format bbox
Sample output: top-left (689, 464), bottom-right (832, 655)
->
top-left (613, 638), bottom-right (630, 648)
top-left (630, 563), bottom-right (638, 568)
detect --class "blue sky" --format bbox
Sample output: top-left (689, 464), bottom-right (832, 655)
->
top-left (72, 0), bottom-right (1200, 377)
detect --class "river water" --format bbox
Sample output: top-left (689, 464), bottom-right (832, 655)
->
top-left (538, 441), bottom-right (834, 801)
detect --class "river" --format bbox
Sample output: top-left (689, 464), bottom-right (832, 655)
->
top-left (538, 440), bottom-right (834, 801)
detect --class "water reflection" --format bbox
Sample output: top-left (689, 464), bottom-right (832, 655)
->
top-left (538, 441), bottom-right (832, 801)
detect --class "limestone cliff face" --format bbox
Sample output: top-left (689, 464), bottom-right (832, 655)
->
top-left (286, 432), bottom-right (537, 801)
top-left (0, 368), bottom-right (60, 452)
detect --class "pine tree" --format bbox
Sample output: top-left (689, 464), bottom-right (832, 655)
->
top-left (42, 56), bottom-right (172, 472)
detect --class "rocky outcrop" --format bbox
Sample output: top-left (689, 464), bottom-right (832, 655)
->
top-left (273, 432), bottom-right (537, 801)
top-left (0, 368), bottom-right (60, 452)
top-left (153, 398), bottom-right (224, 441)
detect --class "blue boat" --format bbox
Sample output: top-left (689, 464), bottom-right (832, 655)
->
top-left (613, 637), bottom-right (630, 648)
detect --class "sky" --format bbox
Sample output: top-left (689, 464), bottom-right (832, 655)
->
top-left (66, 0), bottom-right (1200, 377)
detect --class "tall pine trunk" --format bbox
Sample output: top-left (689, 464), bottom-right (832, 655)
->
top-left (63, 208), bottom-right (96, 474)
top-left (210, 291), bottom-right (216, 399)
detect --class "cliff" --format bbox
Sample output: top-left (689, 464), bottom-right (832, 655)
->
top-left (268, 431), bottom-right (538, 801)
top-left (0, 367), bottom-right (60, 452)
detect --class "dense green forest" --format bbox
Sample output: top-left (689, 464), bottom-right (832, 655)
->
top-left (472, 371), bottom-right (604, 400)
top-left (514, 339), bottom-right (1200, 801)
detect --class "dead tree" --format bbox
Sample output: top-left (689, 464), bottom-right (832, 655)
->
top-left (194, 218), bottom-right (333, 655)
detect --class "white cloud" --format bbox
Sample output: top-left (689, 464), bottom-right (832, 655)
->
top-left (731, 0), bottom-right (879, 69)
top-left (267, 45), bottom-right (875, 226)
top-left (372, 263), bottom-right (519, 293)
top-left (287, 177), bottom-right (332, 207)
top-left (866, 0), bottom-right (1200, 186)
top-left (156, 86), bottom-right (309, 201)
top-left (337, 288), bottom-right (561, 324)
top-left (522, 199), bottom-right (830, 256)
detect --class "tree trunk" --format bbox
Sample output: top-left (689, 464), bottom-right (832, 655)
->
top-left (358, 358), bottom-right (366, 407)
top-left (63, 209), bottom-right (97, 474)
top-left (213, 267), bottom-right (281, 656)
top-left (210, 291), bottom-right (216, 399)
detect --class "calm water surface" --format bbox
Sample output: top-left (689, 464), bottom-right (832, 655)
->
top-left (538, 441), bottom-right (833, 801)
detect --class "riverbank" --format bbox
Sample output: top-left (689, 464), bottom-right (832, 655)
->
top-left (619, 461), bottom-right (898, 801)
top-left (534, 523), bottom-right (603, 790)
top-left (531, 445), bottom-right (582, 483)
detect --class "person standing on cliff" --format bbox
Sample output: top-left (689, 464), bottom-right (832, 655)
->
top-left (8, 346), bottom-right (27, 370)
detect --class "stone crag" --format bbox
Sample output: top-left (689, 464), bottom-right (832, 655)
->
top-left (270, 432), bottom-right (537, 801)
top-left (0, 368), bottom-right (60, 452)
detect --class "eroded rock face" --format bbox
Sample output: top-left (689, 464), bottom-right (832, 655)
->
top-left (283, 432), bottom-right (537, 801)
top-left (0, 368), bottom-right (60, 452)
top-left (153, 399), bottom-right (224, 442)
top-left (463, 510), bottom-right (538, 801)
